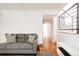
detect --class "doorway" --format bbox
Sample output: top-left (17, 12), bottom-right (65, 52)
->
top-left (42, 15), bottom-right (58, 56)
top-left (43, 15), bottom-right (53, 45)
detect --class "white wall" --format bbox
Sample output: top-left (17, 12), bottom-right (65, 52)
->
top-left (0, 10), bottom-right (3, 33)
top-left (0, 10), bottom-right (7, 43)
top-left (0, 10), bottom-right (57, 44)
top-left (2, 10), bottom-right (43, 44)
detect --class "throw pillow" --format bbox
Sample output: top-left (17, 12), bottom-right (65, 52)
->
top-left (0, 34), bottom-right (6, 43)
top-left (28, 35), bottom-right (36, 43)
top-left (6, 34), bottom-right (16, 43)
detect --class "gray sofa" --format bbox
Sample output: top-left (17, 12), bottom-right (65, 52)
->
top-left (0, 34), bottom-right (38, 55)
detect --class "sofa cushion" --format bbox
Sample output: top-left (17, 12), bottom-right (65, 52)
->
top-left (6, 43), bottom-right (19, 49)
top-left (19, 43), bottom-right (32, 49)
top-left (0, 43), bottom-right (6, 49)
top-left (16, 34), bottom-right (25, 43)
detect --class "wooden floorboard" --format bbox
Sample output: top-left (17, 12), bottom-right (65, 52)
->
top-left (37, 39), bottom-right (59, 56)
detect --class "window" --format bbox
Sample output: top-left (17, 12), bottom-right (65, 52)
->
top-left (59, 3), bottom-right (79, 34)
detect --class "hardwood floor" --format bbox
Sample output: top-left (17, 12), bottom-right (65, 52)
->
top-left (37, 39), bottom-right (59, 56)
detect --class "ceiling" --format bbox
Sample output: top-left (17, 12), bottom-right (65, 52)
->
top-left (0, 3), bottom-right (67, 10)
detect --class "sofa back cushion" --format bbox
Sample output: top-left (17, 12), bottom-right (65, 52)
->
top-left (16, 34), bottom-right (25, 43)
top-left (24, 34), bottom-right (29, 43)
top-left (19, 43), bottom-right (32, 49)
top-left (5, 33), bottom-right (37, 43)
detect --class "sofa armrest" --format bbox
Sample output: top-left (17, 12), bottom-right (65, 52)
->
top-left (32, 39), bottom-right (37, 53)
